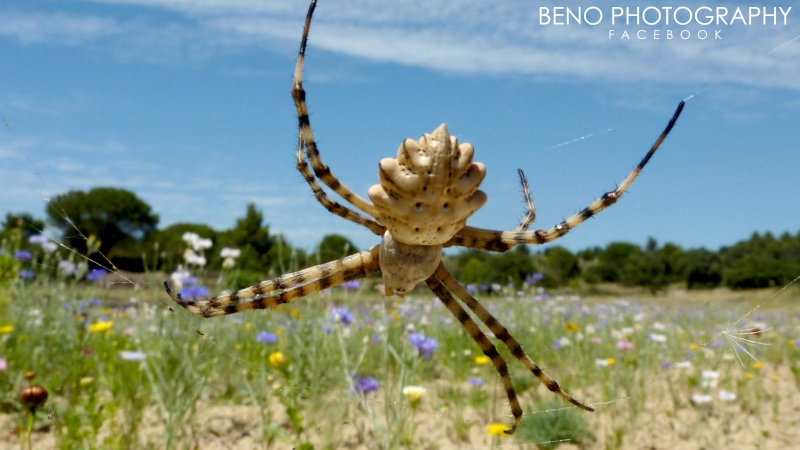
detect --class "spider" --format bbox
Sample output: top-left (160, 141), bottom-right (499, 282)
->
top-left (165, 0), bottom-right (685, 435)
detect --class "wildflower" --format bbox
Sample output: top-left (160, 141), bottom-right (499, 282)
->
top-left (719, 389), bottom-right (737, 402)
top-left (753, 362), bottom-right (763, 371)
top-left (407, 332), bottom-right (438, 359)
top-left (119, 351), bottom-right (146, 361)
top-left (552, 337), bottom-right (571, 350)
top-left (590, 337), bottom-right (602, 344)
top-left (29, 234), bottom-right (47, 245)
top-left (564, 322), bottom-right (581, 332)
top-left (475, 355), bottom-right (491, 366)
top-left (269, 351), bottom-right (287, 369)
top-left (14, 250), bottom-right (32, 261)
top-left (340, 280), bottom-right (361, 290)
top-left (331, 306), bottom-right (354, 326)
top-left (0, 325), bottom-right (13, 334)
top-left (58, 260), bottom-right (77, 276)
top-left (256, 331), bottom-right (278, 344)
top-left (290, 308), bottom-right (302, 320)
top-left (487, 423), bottom-right (511, 436)
top-left (86, 268), bottom-right (108, 282)
top-left (351, 376), bottom-right (379, 395)
top-left (652, 322), bottom-right (666, 331)
top-left (19, 385), bottom-right (48, 410)
top-left (18, 269), bottom-right (36, 279)
top-left (0, 358), bottom-right (6, 371)
top-left (88, 320), bottom-right (113, 333)
top-left (649, 333), bottom-right (667, 343)
top-left (616, 340), bottom-right (634, 351)
top-left (744, 372), bottom-right (753, 379)
top-left (701, 370), bottom-right (720, 389)
top-left (402, 386), bottom-right (426, 406)
top-left (690, 343), bottom-right (699, 351)
top-left (525, 273), bottom-right (544, 285)
top-left (468, 376), bottom-right (484, 387)
top-left (180, 285), bottom-right (209, 299)
top-left (674, 360), bottom-right (693, 369)
top-left (690, 393), bottom-right (712, 405)
top-left (596, 358), bottom-right (616, 367)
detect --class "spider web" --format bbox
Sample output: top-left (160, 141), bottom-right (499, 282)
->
top-left (3, 24), bottom-right (800, 450)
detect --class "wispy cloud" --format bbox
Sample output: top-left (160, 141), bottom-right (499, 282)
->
top-left (3, 0), bottom-right (798, 89)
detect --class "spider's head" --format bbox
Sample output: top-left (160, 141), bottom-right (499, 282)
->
top-left (367, 124), bottom-right (487, 246)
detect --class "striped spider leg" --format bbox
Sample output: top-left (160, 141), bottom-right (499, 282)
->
top-left (448, 100), bottom-right (685, 253)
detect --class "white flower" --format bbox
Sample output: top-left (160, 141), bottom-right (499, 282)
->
top-left (41, 241), bottom-right (58, 253)
top-left (649, 333), bottom-right (667, 343)
top-left (220, 247), bottom-right (241, 258)
top-left (182, 232), bottom-right (199, 243)
top-left (701, 370), bottom-right (720, 389)
top-left (192, 238), bottom-right (213, 251)
top-left (719, 389), bottom-right (737, 402)
top-left (674, 360), bottom-right (693, 369)
top-left (690, 393), bottom-right (712, 405)
top-left (119, 351), bottom-right (146, 361)
top-left (652, 322), bottom-right (666, 331)
top-left (402, 386), bottom-right (426, 405)
top-left (595, 358), bottom-right (610, 367)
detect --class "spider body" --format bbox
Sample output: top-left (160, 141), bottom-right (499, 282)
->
top-left (166, 0), bottom-right (685, 435)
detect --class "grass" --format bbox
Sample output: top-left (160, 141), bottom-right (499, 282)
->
top-left (0, 257), bottom-right (798, 449)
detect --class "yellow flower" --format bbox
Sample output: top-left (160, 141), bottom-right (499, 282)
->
top-left (0, 325), bottom-right (13, 334)
top-left (690, 343), bottom-right (699, 351)
top-left (275, 329), bottom-right (283, 336)
top-left (269, 351), bottom-right (287, 369)
top-left (564, 322), bottom-right (581, 332)
top-left (244, 322), bottom-right (252, 331)
top-left (290, 308), bottom-right (302, 320)
top-left (475, 355), bottom-right (491, 366)
top-left (753, 362), bottom-right (763, 371)
top-left (487, 423), bottom-right (511, 436)
top-left (88, 320), bottom-right (113, 333)
top-left (606, 358), bottom-right (616, 366)
top-left (235, 344), bottom-right (243, 351)
top-left (402, 386), bottom-right (426, 406)
top-left (744, 372), bottom-right (753, 379)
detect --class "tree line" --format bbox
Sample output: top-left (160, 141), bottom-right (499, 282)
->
top-left (3, 187), bottom-right (799, 291)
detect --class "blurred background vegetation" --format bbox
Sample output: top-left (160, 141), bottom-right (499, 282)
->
top-left (3, 186), bottom-right (799, 293)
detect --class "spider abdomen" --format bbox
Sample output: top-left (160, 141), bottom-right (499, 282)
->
top-left (368, 124), bottom-right (487, 246)
top-left (379, 231), bottom-right (442, 297)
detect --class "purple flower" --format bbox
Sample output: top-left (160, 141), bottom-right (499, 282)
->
top-left (256, 331), bottom-right (278, 344)
top-left (87, 268), bottom-right (108, 282)
top-left (331, 306), bottom-right (354, 326)
top-left (468, 376), bottom-right (484, 387)
top-left (18, 269), bottom-right (36, 279)
top-left (181, 276), bottom-right (198, 287)
top-left (407, 332), bottom-right (438, 359)
top-left (526, 273), bottom-right (544, 285)
top-left (340, 280), bottom-right (361, 290)
top-left (180, 285), bottom-right (209, 299)
top-left (351, 376), bottom-right (379, 395)
top-left (14, 250), bottom-right (32, 261)
top-left (466, 284), bottom-right (477, 295)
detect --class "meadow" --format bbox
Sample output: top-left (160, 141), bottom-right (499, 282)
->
top-left (0, 249), bottom-right (799, 449)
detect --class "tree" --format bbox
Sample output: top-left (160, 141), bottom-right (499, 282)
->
top-left (46, 187), bottom-right (158, 257)
top-left (316, 234), bottom-right (358, 264)
top-left (543, 246), bottom-right (580, 286)
top-left (219, 203), bottom-right (274, 272)
top-left (2, 213), bottom-right (45, 239)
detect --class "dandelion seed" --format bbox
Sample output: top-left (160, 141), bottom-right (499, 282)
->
top-left (487, 423), bottom-right (511, 436)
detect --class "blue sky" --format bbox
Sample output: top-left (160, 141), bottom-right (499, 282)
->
top-left (1, 0), bottom-right (799, 255)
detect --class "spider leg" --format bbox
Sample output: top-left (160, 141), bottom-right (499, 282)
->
top-left (292, 0), bottom-right (380, 220)
top-left (165, 246), bottom-right (380, 317)
top-left (425, 272), bottom-right (522, 435)
top-left (515, 169), bottom-right (536, 232)
top-left (434, 264), bottom-right (594, 412)
top-left (449, 101), bottom-right (685, 252)
top-left (296, 137), bottom-right (385, 235)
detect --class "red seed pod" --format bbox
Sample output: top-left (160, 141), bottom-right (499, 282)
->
top-left (20, 385), bottom-right (48, 409)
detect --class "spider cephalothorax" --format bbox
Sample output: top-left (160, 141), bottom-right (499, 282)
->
top-left (368, 124), bottom-right (487, 295)
top-left (166, 0), bottom-right (685, 435)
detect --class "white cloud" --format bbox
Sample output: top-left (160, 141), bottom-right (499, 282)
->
top-left (2, 1), bottom-right (797, 89)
